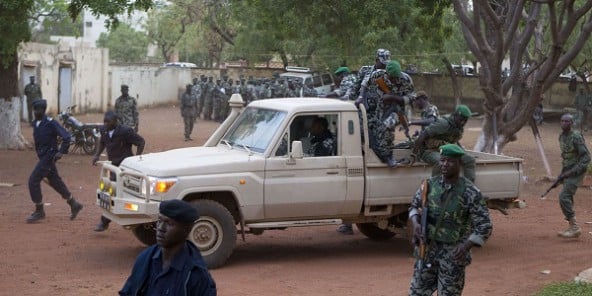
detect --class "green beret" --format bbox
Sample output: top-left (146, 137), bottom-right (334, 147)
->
top-left (159, 200), bottom-right (199, 224)
top-left (334, 67), bottom-right (350, 75)
top-left (455, 105), bottom-right (472, 118)
top-left (439, 143), bottom-right (465, 158)
top-left (386, 60), bottom-right (401, 77)
top-left (32, 99), bottom-right (47, 110)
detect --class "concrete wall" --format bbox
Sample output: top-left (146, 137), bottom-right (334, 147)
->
top-left (18, 42), bottom-right (109, 115)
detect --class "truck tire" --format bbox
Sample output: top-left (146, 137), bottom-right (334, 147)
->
top-left (132, 223), bottom-right (157, 246)
top-left (356, 223), bottom-right (396, 241)
top-left (188, 199), bottom-right (237, 269)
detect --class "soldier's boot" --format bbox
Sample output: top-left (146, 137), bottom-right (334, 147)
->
top-left (26, 204), bottom-right (46, 223)
top-left (67, 197), bottom-right (83, 220)
top-left (558, 218), bottom-right (582, 238)
top-left (94, 216), bottom-right (111, 232)
top-left (336, 224), bottom-right (354, 235)
top-left (385, 156), bottom-right (399, 168)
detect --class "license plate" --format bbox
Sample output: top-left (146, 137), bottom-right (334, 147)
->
top-left (98, 192), bottom-right (111, 210)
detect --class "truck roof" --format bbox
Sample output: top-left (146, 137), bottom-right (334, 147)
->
top-left (248, 98), bottom-right (358, 113)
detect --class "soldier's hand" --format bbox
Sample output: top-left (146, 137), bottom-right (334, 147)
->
top-left (92, 156), bottom-right (99, 166)
top-left (134, 125), bottom-right (139, 132)
top-left (354, 97), bottom-right (363, 108)
top-left (410, 216), bottom-right (422, 246)
top-left (54, 152), bottom-right (63, 162)
top-left (452, 240), bottom-right (473, 261)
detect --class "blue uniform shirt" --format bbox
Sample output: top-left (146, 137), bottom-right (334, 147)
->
top-left (33, 115), bottom-right (71, 159)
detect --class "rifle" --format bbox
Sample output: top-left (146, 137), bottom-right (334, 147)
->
top-left (540, 175), bottom-right (565, 198)
top-left (417, 179), bottom-right (429, 273)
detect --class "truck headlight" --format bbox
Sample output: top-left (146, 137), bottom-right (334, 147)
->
top-left (141, 177), bottom-right (177, 196)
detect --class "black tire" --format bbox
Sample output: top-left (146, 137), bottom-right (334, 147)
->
top-left (132, 223), bottom-right (157, 246)
top-left (188, 199), bottom-right (237, 269)
top-left (82, 132), bottom-right (97, 155)
top-left (356, 223), bottom-right (396, 241)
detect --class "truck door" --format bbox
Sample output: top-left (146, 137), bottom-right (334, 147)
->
top-left (264, 113), bottom-right (347, 219)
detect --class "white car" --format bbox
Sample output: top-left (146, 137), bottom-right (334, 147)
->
top-left (280, 66), bottom-right (334, 96)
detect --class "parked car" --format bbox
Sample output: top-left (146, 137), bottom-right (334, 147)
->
top-left (280, 66), bottom-right (334, 96)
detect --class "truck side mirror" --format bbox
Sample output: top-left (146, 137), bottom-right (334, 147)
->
top-left (290, 141), bottom-right (304, 160)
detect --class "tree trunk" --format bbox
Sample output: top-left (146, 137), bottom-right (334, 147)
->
top-left (0, 97), bottom-right (29, 150)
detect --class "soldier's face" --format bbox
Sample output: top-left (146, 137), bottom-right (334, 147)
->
top-left (560, 115), bottom-right (573, 131)
top-left (121, 87), bottom-right (129, 95)
top-left (413, 97), bottom-right (427, 110)
top-left (440, 156), bottom-right (461, 179)
top-left (453, 114), bottom-right (468, 127)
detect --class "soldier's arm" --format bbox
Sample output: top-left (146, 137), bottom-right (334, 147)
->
top-left (467, 187), bottom-right (492, 247)
top-left (408, 186), bottom-right (423, 220)
top-left (573, 134), bottom-right (591, 175)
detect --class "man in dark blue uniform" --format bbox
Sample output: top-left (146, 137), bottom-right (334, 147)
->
top-left (27, 99), bottom-right (83, 223)
top-left (92, 111), bottom-right (145, 231)
top-left (119, 200), bottom-right (217, 296)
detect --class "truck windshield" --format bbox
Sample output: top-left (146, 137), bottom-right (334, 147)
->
top-left (221, 107), bottom-right (286, 153)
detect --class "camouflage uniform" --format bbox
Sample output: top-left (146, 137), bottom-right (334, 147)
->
top-left (420, 104), bottom-right (439, 126)
top-left (212, 80), bottom-right (225, 122)
top-left (363, 69), bottom-right (415, 163)
top-left (307, 130), bottom-right (336, 157)
top-left (192, 78), bottom-right (203, 115)
top-left (334, 74), bottom-right (358, 100)
top-left (302, 83), bottom-right (318, 97)
top-left (180, 89), bottom-right (198, 140)
top-left (114, 95), bottom-right (139, 131)
top-left (24, 79), bottom-right (43, 122)
top-left (558, 130), bottom-right (590, 221)
top-left (417, 117), bottom-right (476, 182)
top-left (202, 77), bottom-right (215, 120)
top-left (408, 176), bottom-right (492, 296)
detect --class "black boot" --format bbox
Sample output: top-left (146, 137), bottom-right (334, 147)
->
top-left (94, 216), bottom-right (111, 232)
top-left (386, 156), bottom-right (399, 168)
top-left (26, 204), bottom-right (46, 223)
top-left (67, 197), bottom-right (83, 220)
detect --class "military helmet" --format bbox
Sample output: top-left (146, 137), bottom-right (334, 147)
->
top-left (376, 48), bottom-right (391, 65)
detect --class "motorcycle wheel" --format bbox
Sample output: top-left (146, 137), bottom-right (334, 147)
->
top-left (82, 133), bottom-right (97, 155)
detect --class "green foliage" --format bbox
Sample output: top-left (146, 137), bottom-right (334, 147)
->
top-left (0, 0), bottom-right (34, 68)
top-left (67, 0), bottom-right (153, 28)
top-left (535, 282), bottom-right (592, 296)
top-left (31, 1), bottom-right (83, 43)
top-left (96, 24), bottom-right (148, 62)
top-left (145, 4), bottom-right (189, 62)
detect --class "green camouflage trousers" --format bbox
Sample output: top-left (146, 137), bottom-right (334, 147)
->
top-left (419, 150), bottom-right (476, 182)
top-left (559, 173), bottom-right (585, 220)
top-left (368, 116), bottom-right (395, 162)
top-left (183, 116), bottom-right (195, 139)
top-left (409, 242), bottom-right (470, 296)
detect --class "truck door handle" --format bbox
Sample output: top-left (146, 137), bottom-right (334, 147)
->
top-left (326, 171), bottom-right (339, 175)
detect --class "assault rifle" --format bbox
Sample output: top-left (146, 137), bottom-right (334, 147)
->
top-left (540, 175), bottom-right (565, 198)
top-left (375, 77), bottom-right (411, 140)
top-left (417, 179), bottom-right (429, 273)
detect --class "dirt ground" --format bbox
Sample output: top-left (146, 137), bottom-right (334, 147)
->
top-left (1, 105), bottom-right (591, 296)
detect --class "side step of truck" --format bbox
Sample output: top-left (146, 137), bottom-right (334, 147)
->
top-left (246, 219), bottom-right (342, 229)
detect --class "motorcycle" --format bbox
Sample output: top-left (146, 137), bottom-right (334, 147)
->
top-left (57, 105), bottom-right (101, 155)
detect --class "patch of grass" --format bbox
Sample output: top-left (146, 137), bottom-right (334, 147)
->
top-left (534, 282), bottom-right (592, 296)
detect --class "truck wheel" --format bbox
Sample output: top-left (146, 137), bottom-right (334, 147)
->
top-left (132, 223), bottom-right (157, 245)
top-left (188, 199), bottom-right (237, 269)
top-left (356, 223), bottom-right (396, 241)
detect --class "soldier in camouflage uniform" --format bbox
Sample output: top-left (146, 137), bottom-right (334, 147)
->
top-left (413, 105), bottom-right (476, 182)
top-left (306, 117), bottom-right (336, 156)
top-left (352, 48), bottom-right (391, 101)
top-left (362, 61), bottom-right (415, 167)
top-left (180, 84), bottom-right (198, 141)
top-left (408, 143), bottom-right (492, 296)
top-left (326, 67), bottom-right (357, 100)
top-left (202, 76), bottom-right (215, 120)
top-left (24, 76), bottom-right (43, 123)
top-left (114, 84), bottom-right (139, 132)
top-left (302, 79), bottom-right (318, 97)
top-left (192, 76), bottom-right (204, 115)
top-left (409, 91), bottom-right (440, 133)
top-left (211, 79), bottom-right (224, 122)
top-left (285, 79), bottom-right (298, 97)
top-left (556, 113), bottom-right (591, 238)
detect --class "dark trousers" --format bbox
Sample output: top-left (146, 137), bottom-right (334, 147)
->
top-left (28, 156), bottom-right (71, 204)
top-left (183, 115), bottom-right (195, 138)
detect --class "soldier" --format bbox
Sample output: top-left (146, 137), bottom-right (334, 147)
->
top-left (197, 75), bottom-right (207, 117)
top-left (555, 113), bottom-right (590, 238)
top-left (307, 117), bottom-right (336, 157)
top-left (409, 91), bottom-right (440, 133)
top-left (326, 67), bottom-right (357, 100)
top-left (24, 76), bottom-right (43, 122)
top-left (26, 99), bottom-right (84, 223)
top-left (180, 84), bottom-right (199, 141)
top-left (412, 105), bottom-right (476, 182)
top-left (191, 77), bottom-right (203, 116)
top-left (202, 76), bottom-right (215, 120)
top-left (361, 60), bottom-right (415, 167)
top-left (352, 48), bottom-right (391, 101)
top-left (92, 111), bottom-right (145, 231)
top-left (114, 84), bottom-right (139, 132)
top-left (286, 79), bottom-right (298, 97)
top-left (408, 144), bottom-right (492, 296)
top-left (212, 79), bottom-right (225, 122)
top-left (302, 79), bottom-right (318, 97)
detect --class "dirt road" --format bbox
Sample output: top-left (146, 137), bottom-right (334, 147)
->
top-left (0, 105), bottom-right (590, 296)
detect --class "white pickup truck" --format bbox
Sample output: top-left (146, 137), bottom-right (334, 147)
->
top-left (96, 94), bottom-right (524, 268)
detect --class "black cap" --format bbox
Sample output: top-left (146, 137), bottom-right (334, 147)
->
top-left (159, 200), bottom-right (199, 224)
top-left (32, 99), bottom-right (47, 110)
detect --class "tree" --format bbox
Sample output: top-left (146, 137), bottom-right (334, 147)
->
top-left (30, 1), bottom-right (83, 43)
top-left (451, 1), bottom-right (592, 153)
top-left (97, 23), bottom-right (148, 63)
top-left (145, 4), bottom-right (189, 62)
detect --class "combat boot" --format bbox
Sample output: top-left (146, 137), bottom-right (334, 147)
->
top-left (26, 204), bottom-right (46, 223)
top-left (557, 218), bottom-right (581, 238)
top-left (67, 197), bottom-right (83, 220)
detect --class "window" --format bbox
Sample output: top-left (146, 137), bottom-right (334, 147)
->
top-left (312, 75), bottom-right (322, 88)
top-left (321, 74), bottom-right (333, 86)
top-left (221, 107), bottom-right (286, 153)
top-left (85, 21), bottom-right (93, 27)
top-left (274, 114), bottom-right (339, 157)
